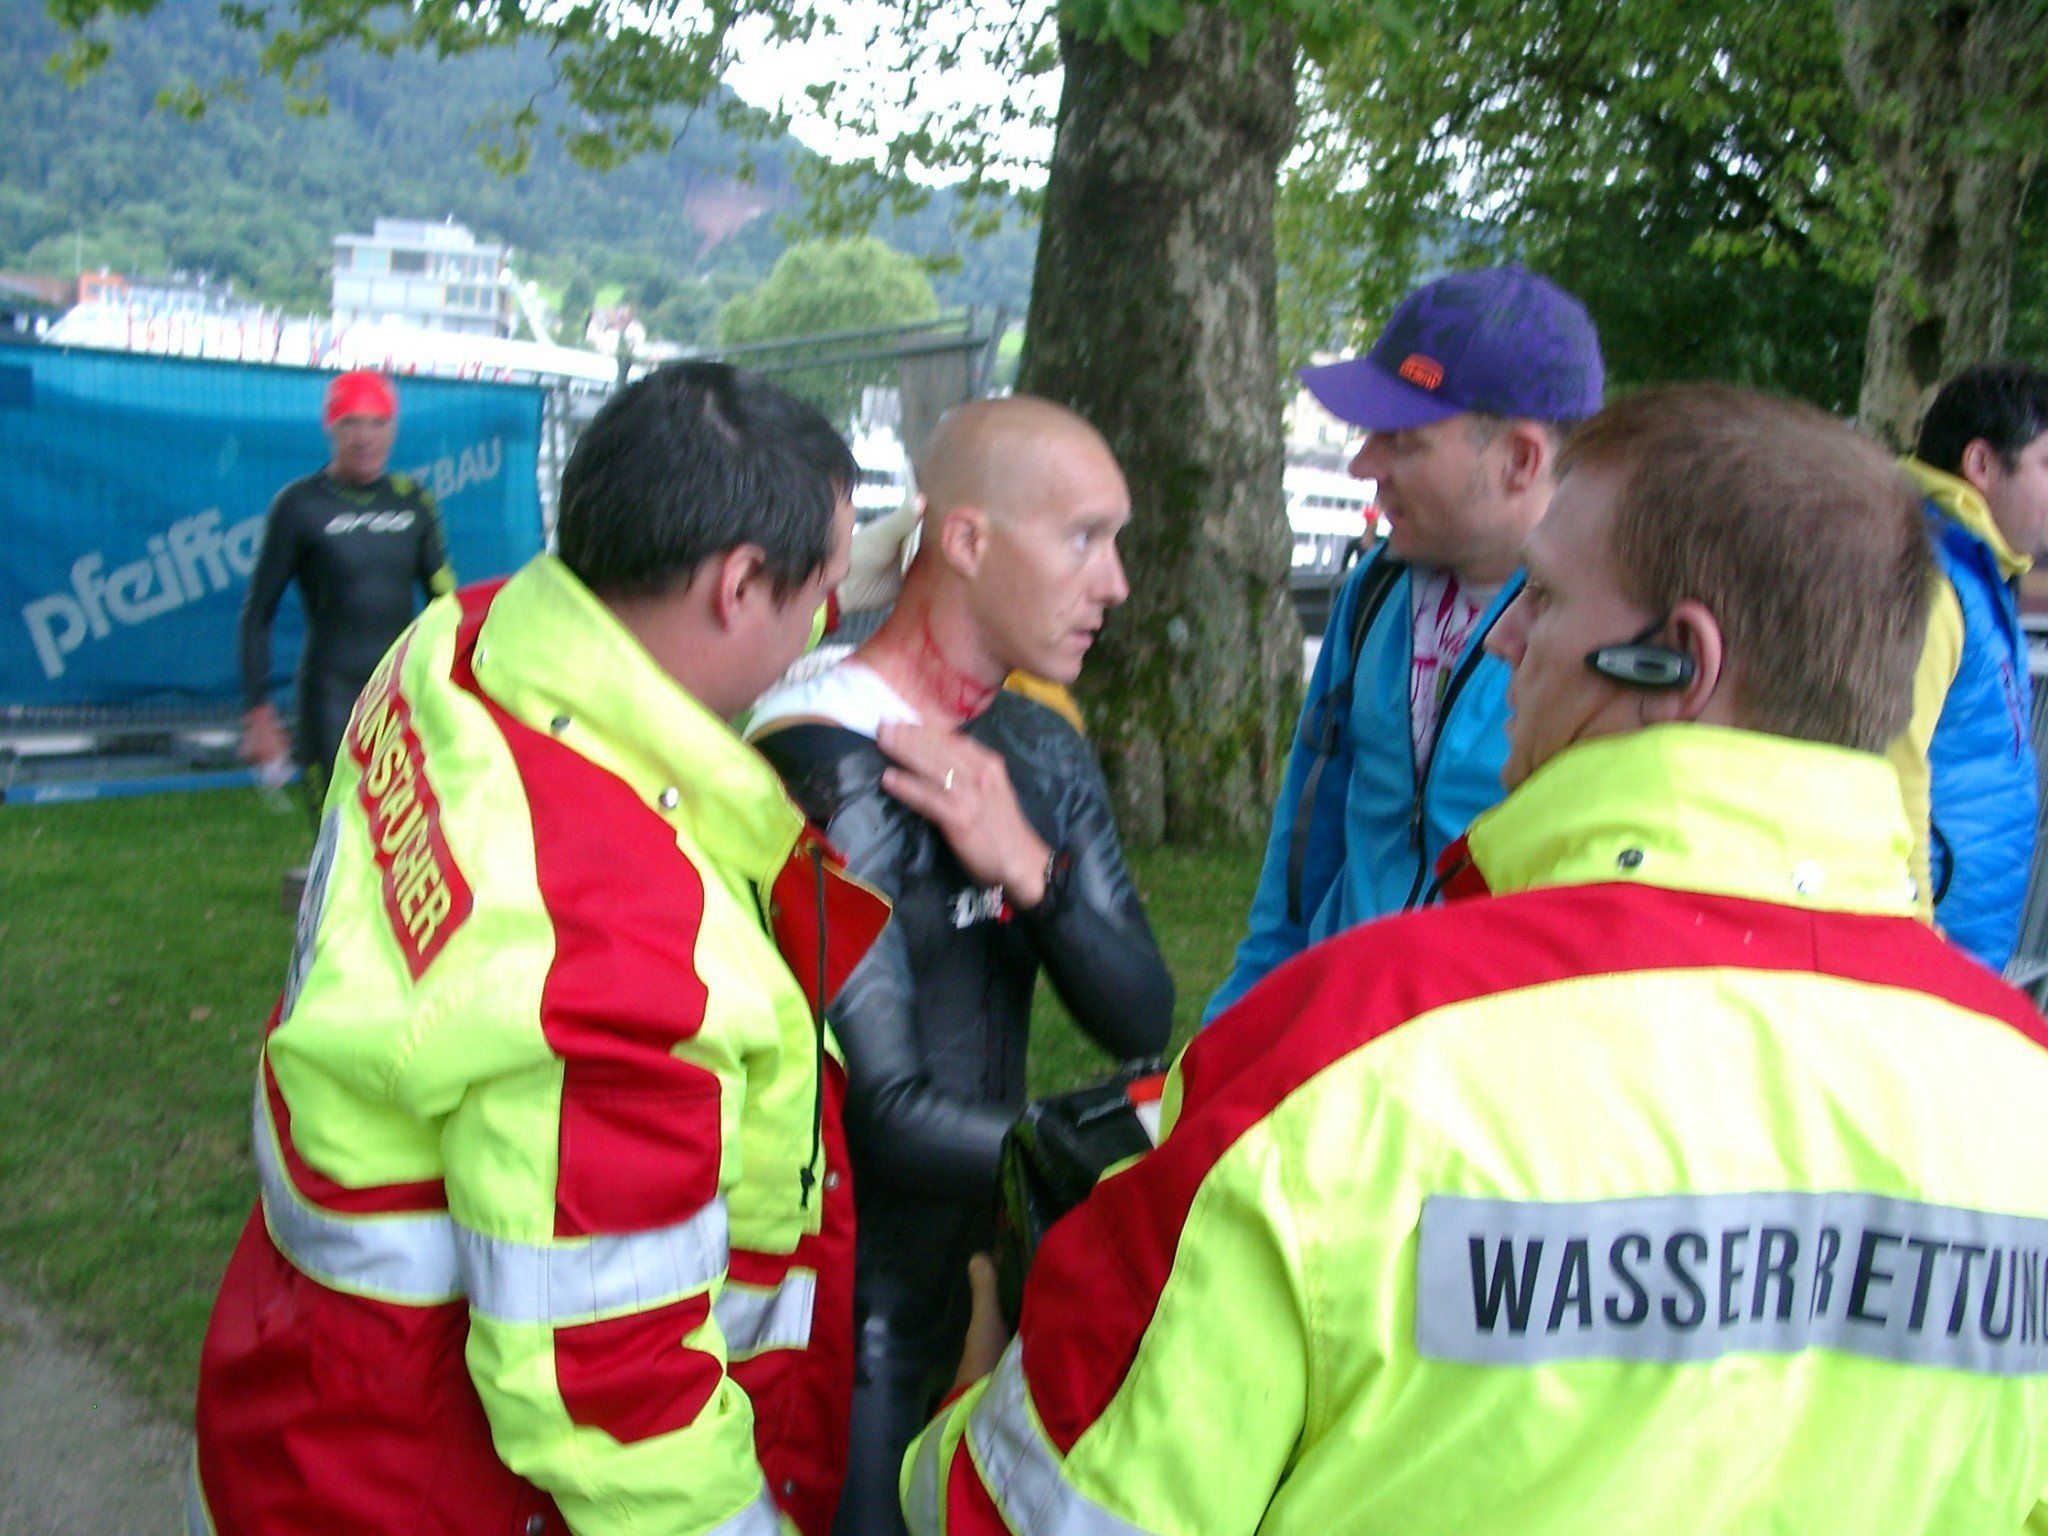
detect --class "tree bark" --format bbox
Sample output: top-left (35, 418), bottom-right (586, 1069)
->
top-left (1835, 0), bottom-right (2048, 447)
top-left (1019, 9), bottom-right (1300, 846)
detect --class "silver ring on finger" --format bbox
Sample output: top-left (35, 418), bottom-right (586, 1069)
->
top-left (942, 768), bottom-right (956, 792)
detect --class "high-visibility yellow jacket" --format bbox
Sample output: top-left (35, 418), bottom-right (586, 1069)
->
top-left (905, 725), bottom-right (2048, 1536)
top-left (193, 556), bottom-right (886, 1536)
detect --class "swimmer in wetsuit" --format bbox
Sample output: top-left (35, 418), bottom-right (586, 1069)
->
top-left (749, 396), bottom-right (1173, 1536)
top-left (239, 370), bottom-right (453, 810)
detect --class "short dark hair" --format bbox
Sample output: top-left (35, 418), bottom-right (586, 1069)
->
top-left (1916, 363), bottom-right (2048, 476)
top-left (1563, 384), bottom-right (1931, 754)
top-left (1465, 412), bottom-right (1581, 453)
top-left (557, 362), bottom-right (858, 599)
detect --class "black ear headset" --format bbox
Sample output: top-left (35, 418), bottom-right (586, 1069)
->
top-left (1585, 613), bottom-right (1696, 690)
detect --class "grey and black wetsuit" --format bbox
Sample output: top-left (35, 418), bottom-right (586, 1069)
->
top-left (754, 687), bottom-right (1173, 1536)
top-left (238, 470), bottom-right (452, 788)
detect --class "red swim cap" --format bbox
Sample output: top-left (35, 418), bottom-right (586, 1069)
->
top-left (323, 370), bottom-right (397, 426)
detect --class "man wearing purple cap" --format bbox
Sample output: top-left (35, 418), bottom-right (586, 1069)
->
top-left (1207, 264), bottom-right (1603, 1020)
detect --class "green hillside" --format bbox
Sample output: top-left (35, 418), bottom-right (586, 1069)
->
top-left (0, 0), bottom-right (1035, 341)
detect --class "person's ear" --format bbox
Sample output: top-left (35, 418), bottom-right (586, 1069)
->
top-left (1959, 438), bottom-right (2002, 497)
top-left (1496, 421), bottom-right (1553, 497)
top-left (708, 544), bottom-right (773, 630)
top-left (935, 506), bottom-right (991, 578)
top-left (1640, 597), bottom-right (1727, 726)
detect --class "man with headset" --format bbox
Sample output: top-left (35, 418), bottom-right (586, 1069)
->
top-left (1207, 264), bottom-right (1604, 1020)
top-left (907, 384), bottom-right (2048, 1535)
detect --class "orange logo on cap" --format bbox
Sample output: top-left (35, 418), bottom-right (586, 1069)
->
top-left (1399, 354), bottom-right (1446, 391)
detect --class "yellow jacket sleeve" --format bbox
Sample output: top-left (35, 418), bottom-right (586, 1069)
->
top-left (1886, 571), bottom-right (1964, 921)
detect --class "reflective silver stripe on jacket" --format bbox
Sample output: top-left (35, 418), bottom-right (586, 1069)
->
top-left (256, 1079), bottom-right (730, 1323)
top-left (184, 1452), bottom-right (214, 1536)
top-left (902, 1391), bottom-right (965, 1536)
top-left (457, 1199), bottom-right (729, 1325)
top-left (715, 1270), bottom-right (817, 1358)
top-left (253, 1085), bottom-right (463, 1304)
top-left (957, 1340), bottom-right (1161, 1536)
top-left (709, 1483), bottom-right (789, 1536)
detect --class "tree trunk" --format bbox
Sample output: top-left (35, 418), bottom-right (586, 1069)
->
top-left (1019, 9), bottom-right (1300, 846)
top-left (1835, 0), bottom-right (2048, 447)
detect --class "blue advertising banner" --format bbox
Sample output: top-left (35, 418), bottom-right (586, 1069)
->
top-left (0, 343), bottom-right (545, 709)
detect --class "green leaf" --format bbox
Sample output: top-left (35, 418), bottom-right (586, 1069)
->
top-left (48, 35), bottom-right (110, 84)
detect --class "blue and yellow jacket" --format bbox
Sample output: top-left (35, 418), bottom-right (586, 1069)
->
top-left (1206, 545), bottom-right (1517, 1019)
top-left (1893, 460), bottom-right (2038, 972)
top-left (908, 726), bottom-right (2048, 1535)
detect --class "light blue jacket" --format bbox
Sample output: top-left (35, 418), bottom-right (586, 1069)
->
top-left (1206, 548), bottom-right (1518, 1020)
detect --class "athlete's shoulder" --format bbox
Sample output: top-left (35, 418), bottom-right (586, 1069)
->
top-left (753, 719), bottom-right (890, 839)
top-left (384, 472), bottom-right (439, 511)
top-left (269, 471), bottom-right (332, 515)
top-left (750, 660), bottom-right (918, 742)
top-left (980, 688), bottom-right (1094, 785)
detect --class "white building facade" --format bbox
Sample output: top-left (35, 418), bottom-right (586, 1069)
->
top-left (332, 218), bottom-right (515, 338)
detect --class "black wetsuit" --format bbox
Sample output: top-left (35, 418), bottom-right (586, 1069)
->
top-left (238, 471), bottom-right (451, 787)
top-left (755, 692), bottom-right (1174, 1536)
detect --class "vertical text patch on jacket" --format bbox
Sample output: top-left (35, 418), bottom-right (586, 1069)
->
top-left (347, 633), bottom-right (473, 976)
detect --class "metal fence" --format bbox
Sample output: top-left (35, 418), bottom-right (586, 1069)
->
top-left (533, 310), bottom-right (1007, 541)
top-left (1, 314), bottom-right (1005, 800)
top-left (692, 311), bottom-right (1007, 456)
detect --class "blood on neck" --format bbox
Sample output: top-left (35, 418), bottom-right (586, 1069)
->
top-left (867, 617), bottom-right (999, 724)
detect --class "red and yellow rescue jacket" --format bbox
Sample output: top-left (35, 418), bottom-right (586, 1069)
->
top-left (193, 556), bottom-right (886, 1536)
top-left (907, 725), bottom-right (2048, 1535)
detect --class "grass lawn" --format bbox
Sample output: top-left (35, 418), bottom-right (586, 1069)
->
top-left (0, 786), bottom-right (1255, 1416)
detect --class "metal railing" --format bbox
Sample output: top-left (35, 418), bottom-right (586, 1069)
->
top-left (3, 315), bottom-right (1007, 799)
top-left (537, 310), bottom-right (1006, 541)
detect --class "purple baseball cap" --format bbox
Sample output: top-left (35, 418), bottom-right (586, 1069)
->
top-left (1300, 264), bottom-right (1604, 433)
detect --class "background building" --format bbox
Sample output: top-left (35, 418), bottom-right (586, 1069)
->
top-left (332, 218), bottom-right (514, 337)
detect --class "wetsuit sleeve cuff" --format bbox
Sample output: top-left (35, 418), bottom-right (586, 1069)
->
top-left (1014, 847), bottom-right (1073, 923)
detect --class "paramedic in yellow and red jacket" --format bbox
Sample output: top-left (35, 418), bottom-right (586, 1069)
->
top-left (192, 363), bottom-right (889, 1536)
top-left (905, 384), bottom-right (2048, 1536)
